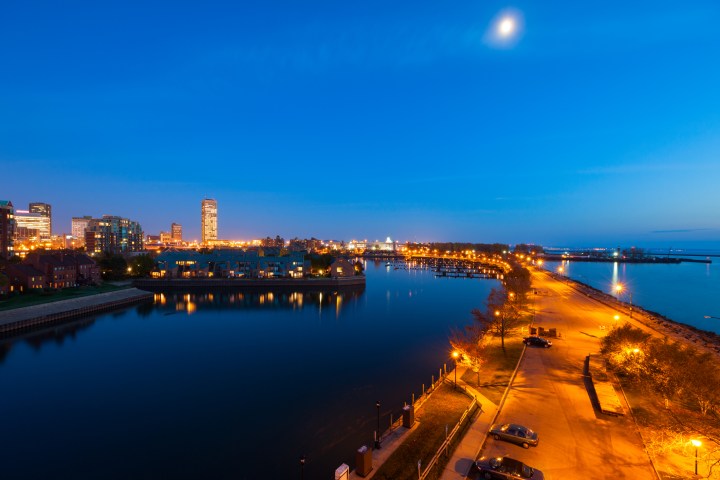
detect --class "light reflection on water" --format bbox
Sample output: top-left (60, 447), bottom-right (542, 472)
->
top-left (543, 260), bottom-right (720, 334)
top-left (0, 260), bottom-right (498, 480)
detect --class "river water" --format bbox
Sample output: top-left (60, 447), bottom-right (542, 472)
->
top-left (542, 258), bottom-right (720, 334)
top-left (0, 261), bottom-right (498, 480)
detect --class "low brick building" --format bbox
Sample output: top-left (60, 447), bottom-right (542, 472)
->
top-left (6, 264), bottom-right (46, 292)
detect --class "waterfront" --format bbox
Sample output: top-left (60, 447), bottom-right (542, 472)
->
top-left (542, 258), bottom-right (720, 334)
top-left (0, 261), bottom-right (497, 480)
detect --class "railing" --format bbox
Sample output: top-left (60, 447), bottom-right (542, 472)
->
top-left (419, 393), bottom-right (479, 480)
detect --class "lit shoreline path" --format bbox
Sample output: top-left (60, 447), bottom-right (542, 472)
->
top-left (450, 268), bottom-right (658, 479)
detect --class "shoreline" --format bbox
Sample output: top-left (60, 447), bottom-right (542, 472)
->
top-left (0, 288), bottom-right (154, 336)
top-left (543, 270), bottom-right (720, 358)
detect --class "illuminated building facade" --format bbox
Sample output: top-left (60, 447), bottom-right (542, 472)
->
top-left (14, 210), bottom-right (51, 241)
top-left (201, 199), bottom-right (217, 245)
top-left (0, 200), bottom-right (16, 259)
top-left (72, 216), bottom-right (92, 244)
top-left (29, 202), bottom-right (52, 237)
top-left (171, 223), bottom-right (182, 242)
top-left (85, 215), bottom-right (144, 254)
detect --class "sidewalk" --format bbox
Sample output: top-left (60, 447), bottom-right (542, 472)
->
top-left (439, 367), bottom-right (499, 480)
top-left (348, 421), bottom-right (420, 480)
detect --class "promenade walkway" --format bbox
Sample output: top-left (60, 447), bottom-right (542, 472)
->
top-left (438, 368), bottom-right (498, 480)
top-left (0, 288), bottom-right (154, 333)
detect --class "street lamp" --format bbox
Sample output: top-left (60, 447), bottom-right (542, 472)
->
top-left (375, 401), bottom-right (381, 449)
top-left (691, 439), bottom-right (701, 475)
top-left (452, 351), bottom-right (460, 389)
top-left (300, 455), bottom-right (306, 480)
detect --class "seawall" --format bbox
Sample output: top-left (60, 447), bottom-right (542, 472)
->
top-left (0, 288), bottom-right (154, 336)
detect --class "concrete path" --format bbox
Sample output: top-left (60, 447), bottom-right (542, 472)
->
top-left (439, 367), bottom-right (499, 480)
top-left (0, 288), bottom-right (153, 329)
top-left (348, 421), bottom-right (420, 480)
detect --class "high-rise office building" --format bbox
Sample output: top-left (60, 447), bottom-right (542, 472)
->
top-left (85, 215), bottom-right (143, 254)
top-left (171, 223), bottom-right (182, 242)
top-left (29, 202), bottom-right (52, 237)
top-left (201, 199), bottom-right (217, 244)
top-left (15, 210), bottom-right (51, 240)
top-left (0, 200), bottom-right (16, 259)
top-left (72, 216), bottom-right (93, 244)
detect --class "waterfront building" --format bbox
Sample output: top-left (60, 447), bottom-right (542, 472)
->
top-left (71, 216), bottom-right (93, 245)
top-left (24, 251), bottom-right (101, 288)
top-left (85, 215), bottom-right (144, 254)
top-left (160, 231), bottom-right (172, 243)
top-left (171, 223), bottom-right (182, 242)
top-left (15, 209), bottom-right (51, 241)
top-left (201, 198), bottom-right (218, 245)
top-left (153, 248), bottom-right (308, 279)
top-left (29, 202), bottom-right (52, 236)
top-left (5, 263), bottom-right (46, 292)
top-left (329, 258), bottom-right (357, 278)
top-left (0, 200), bottom-right (16, 259)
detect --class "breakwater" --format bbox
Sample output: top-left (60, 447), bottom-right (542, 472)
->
top-left (0, 288), bottom-right (154, 336)
top-left (133, 276), bottom-right (366, 291)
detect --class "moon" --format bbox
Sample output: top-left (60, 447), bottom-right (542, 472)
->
top-left (498, 16), bottom-right (515, 37)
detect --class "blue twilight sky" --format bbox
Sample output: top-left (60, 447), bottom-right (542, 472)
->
top-left (2, 1), bottom-right (720, 248)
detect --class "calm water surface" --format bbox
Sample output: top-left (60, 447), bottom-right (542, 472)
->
top-left (543, 259), bottom-right (720, 334)
top-left (0, 261), bottom-right (498, 480)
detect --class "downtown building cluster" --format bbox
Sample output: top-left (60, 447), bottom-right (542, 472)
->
top-left (0, 199), bottom-right (145, 259)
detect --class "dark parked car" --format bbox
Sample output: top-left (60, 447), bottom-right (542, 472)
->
top-left (489, 423), bottom-right (539, 448)
top-left (473, 456), bottom-right (544, 479)
top-left (523, 336), bottom-right (552, 348)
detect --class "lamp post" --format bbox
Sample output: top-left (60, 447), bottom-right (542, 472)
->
top-left (375, 400), bottom-right (381, 449)
top-left (691, 439), bottom-right (701, 475)
top-left (300, 455), bottom-right (306, 480)
top-left (452, 351), bottom-right (459, 389)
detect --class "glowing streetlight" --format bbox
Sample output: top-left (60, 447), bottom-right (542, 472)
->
top-left (691, 439), bottom-right (701, 475)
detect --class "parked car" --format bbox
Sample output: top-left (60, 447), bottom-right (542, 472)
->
top-left (489, 423), bottom-right (539, 448)
top-left (473, 456), bottom-right (544, 479)
top-left (523, 336), bottom-right (552, 348)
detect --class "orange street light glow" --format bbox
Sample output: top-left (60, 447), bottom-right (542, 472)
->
top-left (691, 439), bottom-right (702, 447)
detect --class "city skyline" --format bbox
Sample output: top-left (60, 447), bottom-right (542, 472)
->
top-left (2, 1), bottom-right (720, 247)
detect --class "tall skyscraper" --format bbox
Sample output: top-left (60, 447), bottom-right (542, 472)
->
top-left (171, 223), bottom-right (182, 242)
top-left (0, 200), bottom-right (16, 259)
top-left (29, 202), bottom-right (52, 237)
top-left (201, 199), bottom-right (217, 244)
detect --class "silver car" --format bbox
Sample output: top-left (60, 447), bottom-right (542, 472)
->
top-left (489, 423), bottom-right (539, 449)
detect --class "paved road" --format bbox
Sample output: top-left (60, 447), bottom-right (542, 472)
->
top-left (475, 269), bottom-right (657, 479)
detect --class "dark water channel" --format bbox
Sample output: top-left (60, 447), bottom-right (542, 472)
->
top-left (0, 261), bottom-right (498, 479)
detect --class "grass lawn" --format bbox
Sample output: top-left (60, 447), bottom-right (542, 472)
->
top-left (0, 283), bottom-right (131, 311)
top-left (371, 382), bottom-right (477, 480)
top-left (461, 335), bottom-right (525, 405)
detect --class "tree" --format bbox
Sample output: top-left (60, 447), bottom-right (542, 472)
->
top-left (449, 323), bottom-right (487, 386)
top-left (98, 254), bottom-right (128, 280)
top-left (504, 265), bottom-right (532, 304)
top-left (471, 288), bottom-right (524, 349)
top-left (601, 323), bottom-right (652, 379)
top-left (128, 254), bottom-right (155, 278)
